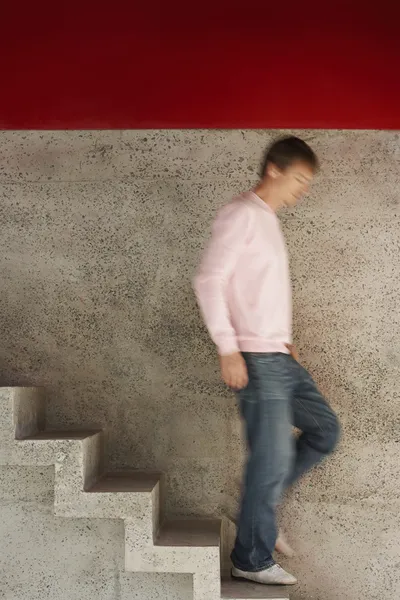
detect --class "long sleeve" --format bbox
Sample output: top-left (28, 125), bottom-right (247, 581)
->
top-left (193, 201), bottom-right (251, 355)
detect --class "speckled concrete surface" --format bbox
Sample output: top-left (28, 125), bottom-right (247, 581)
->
top-left (0, 465), bottom-right (192, 600)
top-left (280, 499), bottom-right (400, 600)
top-left (1, 387), bottom-right (225, 599)
top-left (0, 129), bottom-right (399, 600)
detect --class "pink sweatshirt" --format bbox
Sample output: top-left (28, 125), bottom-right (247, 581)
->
top-left (194, 191), bottom-right (292, 356)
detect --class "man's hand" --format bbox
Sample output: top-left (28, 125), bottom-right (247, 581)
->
top-left (219, 352), bottom-right (248, 390)
top-left (285, 344), bottom-right (299, 362)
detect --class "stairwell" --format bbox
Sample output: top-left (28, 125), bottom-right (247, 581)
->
top-left (0, 387), bottom-right (290, 600)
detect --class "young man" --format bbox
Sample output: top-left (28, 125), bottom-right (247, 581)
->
top-left (193, 137), bottom-right (340, 586)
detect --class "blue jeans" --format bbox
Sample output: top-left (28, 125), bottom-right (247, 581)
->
top-left (231, 352), bottom-right (340, 572)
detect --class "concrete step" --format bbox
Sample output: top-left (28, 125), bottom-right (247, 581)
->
top-left (0, 386), bottom-right (45, 441)
top-left (5, 427), bottom-right (104, 472)
top-left (22, 429), bottom-right (101, 440)
top-left (155, 518), bottom-right (221, 547)
top-left (221, 578), bottom-right (290, 599)
top-left (80, 469), bottom-right (162, 520)
top-left (88, 470), bottom-right (162, 493)
top-left (126, 517), bottom-right (221, 575)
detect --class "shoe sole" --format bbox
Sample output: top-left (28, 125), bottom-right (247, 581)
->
top-left (231, 573), bottom-right (297, 586)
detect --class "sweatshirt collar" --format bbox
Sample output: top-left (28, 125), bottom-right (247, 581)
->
top-left (247, 191), bottom-right (276, 215)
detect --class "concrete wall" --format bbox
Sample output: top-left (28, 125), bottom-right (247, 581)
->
top-left (0, 130), bottom-right (399, 600)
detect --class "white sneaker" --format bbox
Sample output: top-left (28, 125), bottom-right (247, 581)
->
top-left (232, 564), bottom-right (297, 586)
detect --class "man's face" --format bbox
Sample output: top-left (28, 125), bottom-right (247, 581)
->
top-left (268, 161), bottom-right (315, 208)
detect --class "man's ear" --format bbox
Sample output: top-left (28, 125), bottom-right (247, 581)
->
top-left (266, 163), bottom-right (280, 179)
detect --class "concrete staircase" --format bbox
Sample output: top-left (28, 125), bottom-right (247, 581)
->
top-left (0, 387), bottom-right (290, 600)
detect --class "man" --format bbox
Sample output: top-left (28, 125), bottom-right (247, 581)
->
top-left (193, 137), bottom-right (340, 586)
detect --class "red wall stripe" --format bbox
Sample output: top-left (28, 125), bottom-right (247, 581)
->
top-left (1, 1), bottom-right (399, 129)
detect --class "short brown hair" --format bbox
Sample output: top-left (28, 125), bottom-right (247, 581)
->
top-left (260, 136), bottom-right (318, 177)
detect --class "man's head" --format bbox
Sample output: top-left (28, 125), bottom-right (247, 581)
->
top-left (259, 136), bottom-right (318, 208)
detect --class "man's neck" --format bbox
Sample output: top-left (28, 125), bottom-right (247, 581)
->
top-left (253, 181), bottom-right (283, 213)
